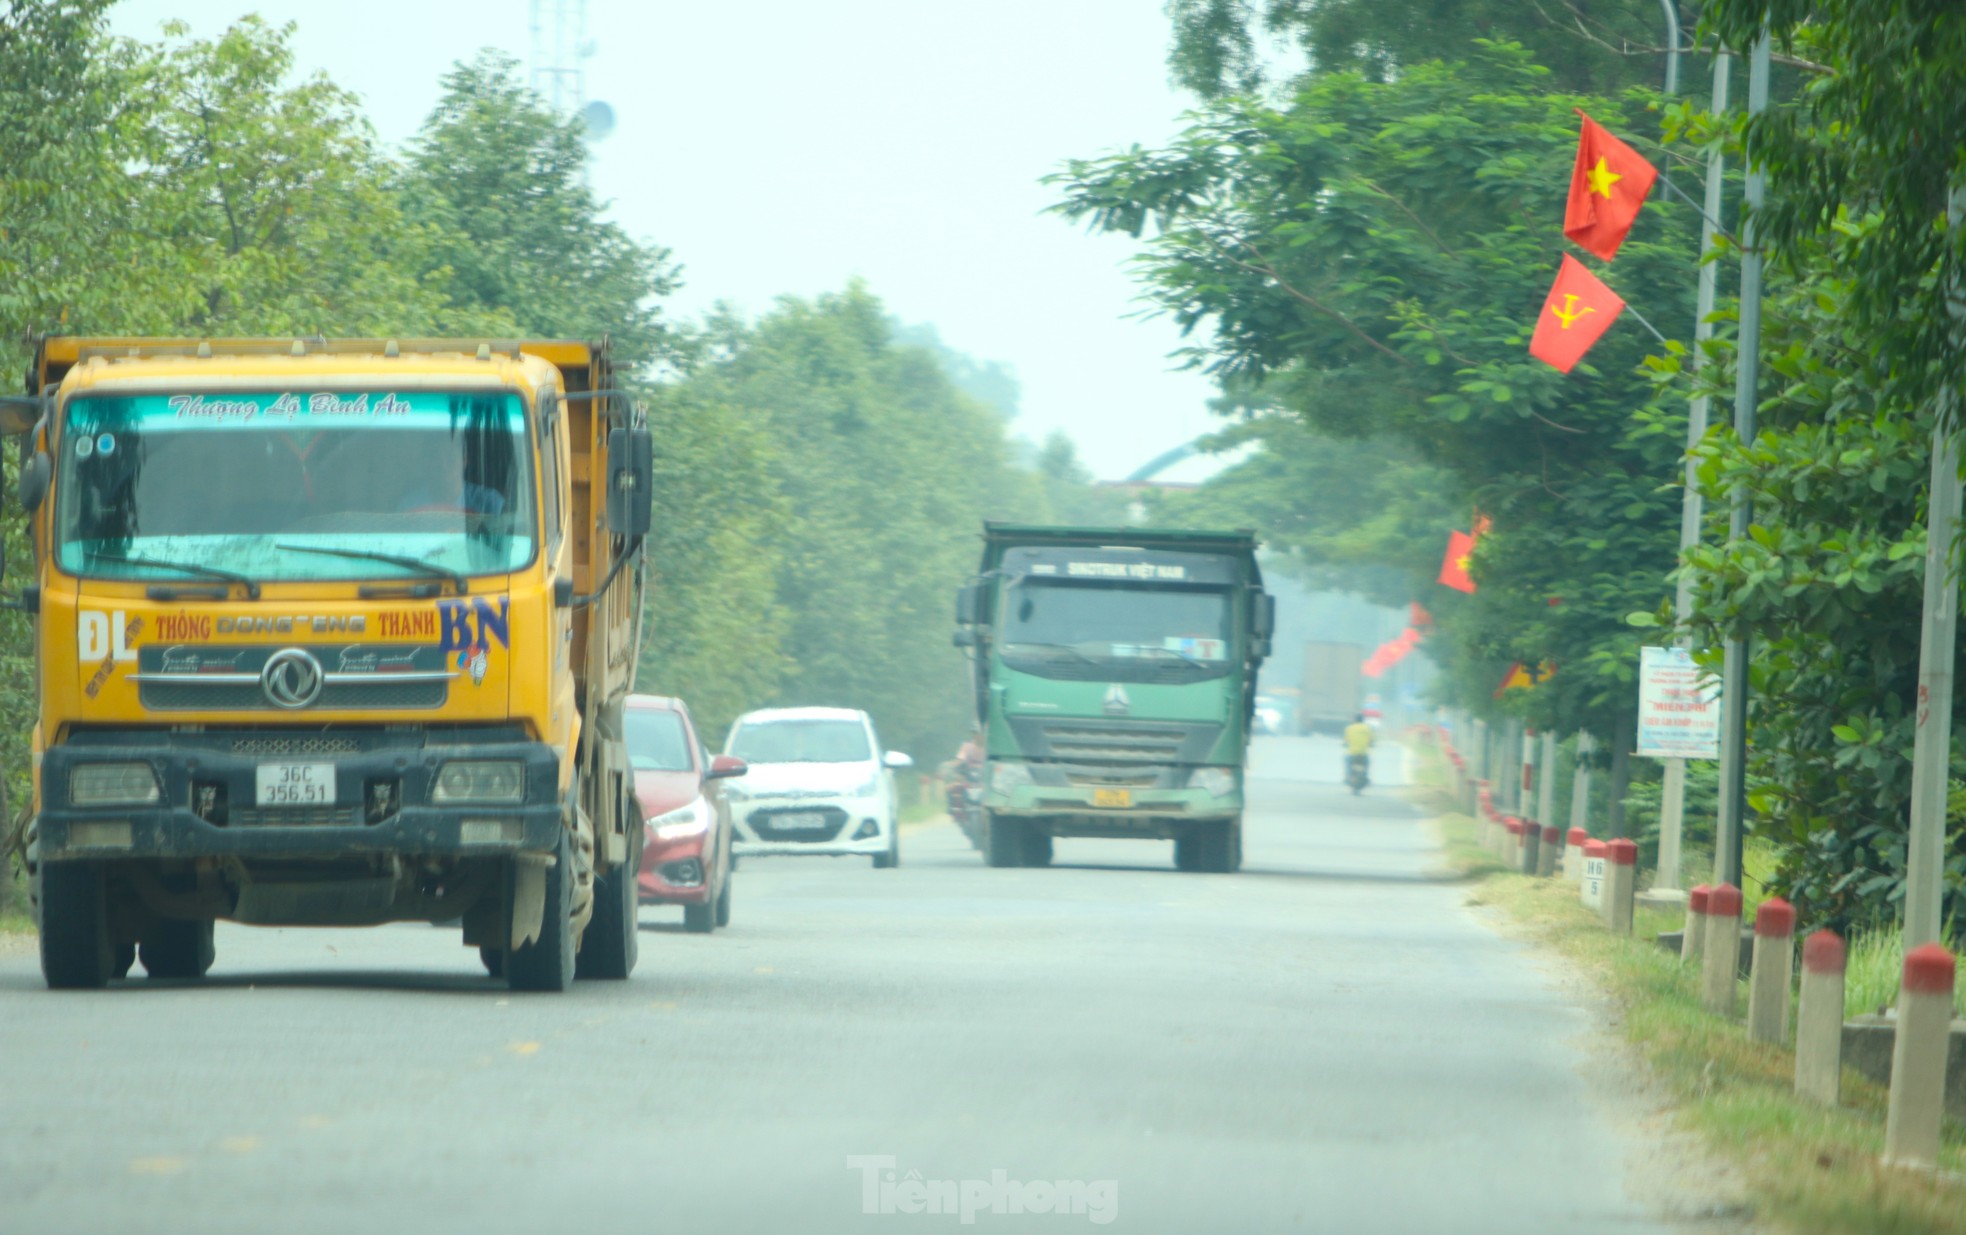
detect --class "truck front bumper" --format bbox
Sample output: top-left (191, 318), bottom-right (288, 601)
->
top-left (36, 726), bottom-right (563, 862)
top-left (982, 782), bottom-right (1242, 834)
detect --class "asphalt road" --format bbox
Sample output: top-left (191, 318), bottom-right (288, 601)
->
top-left (0, 736), bottom-right (1680, 1234)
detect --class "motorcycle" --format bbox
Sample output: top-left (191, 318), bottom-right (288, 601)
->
top-left (1345, 753), bottom-right (1371, 795)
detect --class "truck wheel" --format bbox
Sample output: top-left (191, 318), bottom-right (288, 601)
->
top-left (479, 946), bottom-right (504, 977)
top-left (139, 919), bottom-right (216, 979)
top-left (1228, 817), bottom-right (1244, 872)
top-left (714, 872), bottom-right (732, 927)
top-left (1173, 836), bottom-right (1201, 872)
top-left (38, 860), bottom-right (116, 989)
top-left (1200, 821), bottom-right (1237, 873)
top-left (575, 819), bottom-right (641, 980)
top-left (506, 830), bottom-right (576, 992)
top-left (984, 813), bottom-right (1024, 868)
top-left (1020, 829), bottom-right (1053, 868)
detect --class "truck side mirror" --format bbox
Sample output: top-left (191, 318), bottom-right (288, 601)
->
top-left (955, 581), bottom-right (984, 626)
top-left (18, 450), bottom-right (50, 513)
top-left (953, 628), bottom-right (977, 648)
top-left (1252, 591), bottom-right (1276, 639)
top-left (605, 426), bottom-right (653, 536)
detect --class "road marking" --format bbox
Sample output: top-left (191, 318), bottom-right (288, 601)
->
top-left (753, 965), bottom-right (775, 974)
top-left (129, 1157), bottom-right (185, 1175)
top-left (218, 1136), bottom-right (260, 1155)
top-left (507, 1041), bottom-right (541, 1056)
top-left (297, 1115), bottom-right (330, 1130)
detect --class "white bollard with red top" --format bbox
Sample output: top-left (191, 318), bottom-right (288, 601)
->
top-left (1795, 929), bottom-right (1846, 1106)
top-left (1563, 828), bottom-right (1587, 883)
top-left (1681, 884), bottom-right (1711, 964)
top-left (1747, 897), bottom-right (1796, 1044)
top-left (1701, 883), bottom-right (1743, 1016)
top-left (1601, 838), bottom-right (1637, 934)
top-left (1884, 943), bottom-right (1959, 1169)
top-left (1579, 840), bottom-right (1607, 911)
top-left (1515, 816), bottom-right (1539, 875)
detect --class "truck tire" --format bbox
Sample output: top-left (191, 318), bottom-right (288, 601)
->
top-left (984, 813), bottom-right (1024, 868)
top-left (1020, 829), bottom-right (1053, 868)
top-left (480, 946), bottom-right (504, 977)
top-left (506, 829), bottom-right (576, 992)
top-left (1228, 817), bottom-right (1244, 872)
top-left (139, 919), bottom-right (215, 980)
top-left (1200, 821), bottom-right (1237, 873)
top-left (1173, 835), bottom-right (1201, 871)
top-left (38, 860), bottom-right (116, 989)
top-left (575, 819), bottom-right (641, 980)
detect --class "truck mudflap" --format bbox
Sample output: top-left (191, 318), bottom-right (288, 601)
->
top-left (35, 725), bottom-right (562, 862)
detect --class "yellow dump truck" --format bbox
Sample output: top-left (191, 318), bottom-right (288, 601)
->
top-left (10, 336), bottom-right (652, 990)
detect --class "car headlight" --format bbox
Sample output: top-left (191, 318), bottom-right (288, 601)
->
top-left (848, 776), bottom-right (881, 798)
top-left (652, 797), bottom-right (711, 840)
top-left (988, 761), bottom-right (1033, 792)
top-left (70, 762), bottom-right (160, 806)
top-left (1188, 767), bottom-right (1238, 797)
top-left (432, 760), bottom-right (525, 803)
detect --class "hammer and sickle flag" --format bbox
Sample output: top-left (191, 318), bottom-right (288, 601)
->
top-left (1530, 255), bottom-right (1625, 374)
top-left (1564, 111), bottom-right (1658, 262)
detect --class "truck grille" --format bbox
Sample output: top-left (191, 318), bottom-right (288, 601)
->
top-left (1042, 724), bottom-right (1189, 764)
top-left (140, 679), bottom-right (447, 712)
top-left (230, 737), bottom-right (365, 757)
top-left (1063, 768), bottom-right (1162, 788)
top-left (230, 806), bottom-right (362, 827)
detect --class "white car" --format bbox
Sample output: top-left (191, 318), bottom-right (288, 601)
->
top-left (722, 707), bottom-right (912, 868)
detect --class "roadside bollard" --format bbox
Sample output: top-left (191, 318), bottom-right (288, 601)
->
top-left (1883, 943), bottom-right (1960, 1169)
top-left (1564, 828), bottom-right (1587, 883)
top-left (1680, 884), bottom-right (1711, 964)
top-left (1502, 817), bottom-right (1521, 865)
top-left (1579, 840), bottom-right (1608, 910)
top-left (1602, 838), bottom-right (1637, 934)
top-left (1517, 817), bottom-right (1539, 875)
top-left (1795, 930), bottom-right (1846, 1107)
top-left (1747, 897), bottom-right (1796, 1044)
top-left (1701, 883), bottom-right (1743, 1016)
top-left (1537, 825), bottom-right (1560, 877)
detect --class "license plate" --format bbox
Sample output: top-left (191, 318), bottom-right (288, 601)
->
top-left (773, 811), bottom-right (829, 830)
top-left (256, 762), bottom-right (335, 807)
top-left (1092, 788), bottom-right (1133, 808)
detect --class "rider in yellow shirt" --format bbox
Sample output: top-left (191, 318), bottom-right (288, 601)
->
top-left (1343, 713), bottom-right (1374, 791)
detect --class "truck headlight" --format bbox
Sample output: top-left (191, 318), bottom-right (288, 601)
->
top-left (652, 797), bottom-right (710, 840)
top-left (70, 762), bottom-right (160, 806)
top-left (433, 761), bottom-right (525, 803)
top-left (988, 761), bottom-right (1032, 793)
top-left (1188, 767), bottom-right (1238, 797)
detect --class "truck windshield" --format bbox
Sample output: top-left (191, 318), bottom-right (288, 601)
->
top-left (999, 577), bottom-right (1234, 682)
top-left (55, 390), bottom-right (535, 584)
top-left (729, 720), bottom-right (872, 764)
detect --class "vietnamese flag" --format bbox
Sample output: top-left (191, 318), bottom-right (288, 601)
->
top-left (1564, 111), bottom-right (1658, 261)
top-left (1438, 530), bottom-right (1477, 593)
top-left (1530, 255), bottom-right (1626, 373)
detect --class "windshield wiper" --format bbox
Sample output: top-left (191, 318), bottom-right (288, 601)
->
top-left (273, 544), bottom-right (468, 595)
top-left (92, 551), bottom-right (261, 600)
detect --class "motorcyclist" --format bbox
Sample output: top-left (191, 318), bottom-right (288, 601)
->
top-left (1343, 712), bottom-right (1374, 791)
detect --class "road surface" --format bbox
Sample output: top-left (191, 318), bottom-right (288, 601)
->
top-left (0, 736), bottom-right (1687, 1233)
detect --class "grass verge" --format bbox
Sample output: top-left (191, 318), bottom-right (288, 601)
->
top-left (1411, 739), bottom-right (1966, 1235)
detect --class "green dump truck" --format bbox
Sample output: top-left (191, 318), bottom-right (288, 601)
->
top-left (953, 524), bottom-right (1273, 871)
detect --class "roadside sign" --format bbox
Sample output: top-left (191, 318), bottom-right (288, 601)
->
top-left (1581, 855), bottom-right (1607, 909)
top-left (1636, 646), bottom-right (1721, 759)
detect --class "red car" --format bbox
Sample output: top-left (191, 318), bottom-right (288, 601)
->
top-left (628, 694), bottom-right (746, 932)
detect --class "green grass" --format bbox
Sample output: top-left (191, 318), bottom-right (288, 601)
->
top-left (1843, 924), bottom-right (1966, 1020)
top-left (1405, 738), bottom-right (1966, 1235)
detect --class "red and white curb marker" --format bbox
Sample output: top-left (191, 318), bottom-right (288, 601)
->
top-left (1563, 827), bottom-right (1588, 883)
top-left (1502, 817), bottom-right (1523, 866)
top-left (1795, 929), bottom-right (1846, 1107)
top-left (1579, 840), bottom-right (1608, 910)
top-left (1537, 825), bottom-right (1561, 878)
top-left (1681, 884), bottom-right (1712, 964)
top-left (1884, 943), bottom-right (1959, 1169)
top-left (1515, 816), bottom-right (1538, 875)
top-left (1602, 839), bottom-right (1637, 934)
top-left (1701, 883), bottom-right (1744, 1016)
top-left (1747, 897), bottom-right (1796, 1045)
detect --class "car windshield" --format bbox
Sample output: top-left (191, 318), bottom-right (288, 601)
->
top-left (625, 709), bottom-right (695, 772)
top-left (999, 578), bottom-right (1234, 682)
top-left (728, 719), bottom-right (872, 764)
top-left (55, 390), bottom-right (536, 583)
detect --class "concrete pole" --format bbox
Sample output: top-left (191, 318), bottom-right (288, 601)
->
top-left (1746, 897), bottom-right (1795, 1045)
top-left (1603, 839), bottom-right (1637, 934)
top-left (1564, 828), bottom-right (1587, 883)
top-left (1701, 883), bottom-right (1744, 1016)
top-left (1536, 730), bottom-right (1557, 835)
top-left (1902, 185), bottom-right (1966, 952)
top-left (1681, 884), bottom-right (1711, 964)
top-left (1795, 930), bottom-right (1845, 1107)
top-left (1568, 731), bottom-right (1593, 837)
top-left (1537, 825), bottom-right (1560, 878)
top-left (1519, 817), bottom-right (1540, 875)
top-left (1714, 32), bottom-right (1771, 891)
top-left (1883, 944), bottom-right (1958, 1169)
top-left (1656, 51), bottom-right (1732, 898)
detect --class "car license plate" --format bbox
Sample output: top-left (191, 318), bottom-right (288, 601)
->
top-left (256, 762), bottom-right (334, 807)
top-left (1092, 788), bottom-right (1133, 808)
top-left (774, 811), bottom-right (829, 830)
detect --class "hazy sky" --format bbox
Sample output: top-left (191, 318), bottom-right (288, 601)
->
top-left (108, 0), bottom-right (1229, 480)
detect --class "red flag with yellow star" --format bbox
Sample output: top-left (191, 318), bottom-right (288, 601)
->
top-left (1439, 530), bottom-right (1477, 593)
top-left (1564, 111), bottom-right (1658, 261)
top-left (1530, 255), bottom-right (1626, 373)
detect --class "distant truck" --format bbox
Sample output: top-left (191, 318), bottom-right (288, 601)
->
top-left (16, 335), bottom-right (653, 991)
top-left (954, 524), bottom-right (1273, 873)
top-left (1298, 641), bottom-right (1365, 735)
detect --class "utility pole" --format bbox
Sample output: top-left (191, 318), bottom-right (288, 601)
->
top-left (1654, 52), bottom-right (1732, 897)
top-left (1902, 185), bottom-right (1966, 951)
top-left (1712, 31), bottom-right (1770, 889)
